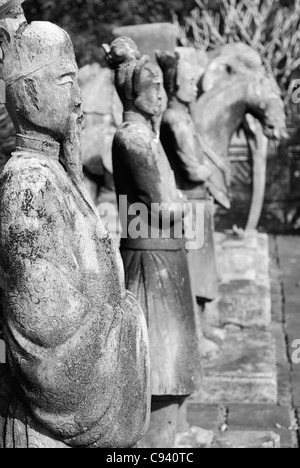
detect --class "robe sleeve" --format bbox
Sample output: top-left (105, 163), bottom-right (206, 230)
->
top-left (0, 159), bottom-right (150, 448)
top-left (162, 113), bottom-right (208, 183)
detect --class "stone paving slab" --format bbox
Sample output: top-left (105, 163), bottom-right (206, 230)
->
top-left (276, 236), bottom-right (300, 259)
top-left (187, 403), bottom-right (224, 432)
top-left (272, 323), bottom-right (293, 406)
top-left (291, 372), bottom-right (300, 407)
top-left (186, 403), bottom-right (296, 448)
top-left (193, 329), bottom-right (277, 404)
top-left (227, 404), bottom-right (291, 429)
top-left (213, 232), bottom-right (272, 330)
top-left (226, 403), bottom-right (297, 447)
top-left (277, 364), bottom-right (293, 407)
top-left (211, 430), bottom-right (281, 448)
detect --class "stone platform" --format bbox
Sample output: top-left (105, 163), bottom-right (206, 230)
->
top-left (192, 231), bottom-right (277, 405)
top-left (197, 329), bottom-right (277, 404)
top-left (210, 231), bottom-right (272, 329)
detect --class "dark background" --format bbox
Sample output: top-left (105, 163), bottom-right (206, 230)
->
top-left (23, 0), bottom-right (194, 66)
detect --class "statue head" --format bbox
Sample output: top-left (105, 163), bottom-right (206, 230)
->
top-left (104, 37), bottom-right (163, 118)
top-left (156, 50), bottom-right (198, 105)
top-left (0, 18), bottom-right (82, 141)
top-left (103, 36), bottom-right (142, 69)
top-left (201, 44), bottom-right (287, 141)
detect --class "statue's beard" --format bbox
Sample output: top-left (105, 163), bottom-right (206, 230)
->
top-left (61, 110), bottom-right (84, 185)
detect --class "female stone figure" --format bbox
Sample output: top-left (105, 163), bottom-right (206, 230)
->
top-left (105, 37), bottom-right (202, 448)
top-left (0, 7), bottom-right (150, 448)
top-left (157, 50), bottom-right (220, 358)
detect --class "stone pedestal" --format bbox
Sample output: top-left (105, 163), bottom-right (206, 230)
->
top-left (211, 231), bottom-right (271, 329)
top-left (196, 330), bottom-right (277, 404)
top-left (194, 231), bottom-right (277, 404)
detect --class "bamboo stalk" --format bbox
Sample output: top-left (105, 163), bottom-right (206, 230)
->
top-left (176, 0), bottom-right (300, 108)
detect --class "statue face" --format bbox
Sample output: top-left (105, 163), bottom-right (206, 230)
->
top-left (134, 65), bottom-right (163, 117)
top-left (176, 65), bottom-right (198, 104)
top-left (9, 53), bottom-right (82, 139)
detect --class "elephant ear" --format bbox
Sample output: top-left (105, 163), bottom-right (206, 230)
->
top-left (201, 56), bottom-right (238, 93)
top-left (215, 43), bottom-right (262, 69)
top-left (202, 42), bottom-right (263, 93)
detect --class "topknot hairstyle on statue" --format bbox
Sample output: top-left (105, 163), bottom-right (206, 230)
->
top-left (103, 36), bottom-right (156, 104)
top-left (102, 36), bottom-right (142, 71)
top-left (156, 51), bottom-right (179, 97)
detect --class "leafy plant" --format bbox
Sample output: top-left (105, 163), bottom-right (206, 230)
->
top-left (175, 0), bottom-right (300, 108)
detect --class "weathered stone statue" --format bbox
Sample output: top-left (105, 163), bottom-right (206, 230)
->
top-left (104, 37), bottom-right (201, 448)
top-left (157, 46), bottom-right (287, 346)
top-left (157, 50), bottom-right (220, 358)
top-left (193, 43), bottom-right (287, 226)
top-left (0, 6), bottom-right (150, 448)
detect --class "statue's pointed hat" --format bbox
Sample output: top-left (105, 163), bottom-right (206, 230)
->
top-left (103, 36), bottom-right (155, 102)
top-left (0, 1), bottom-right (75, 86)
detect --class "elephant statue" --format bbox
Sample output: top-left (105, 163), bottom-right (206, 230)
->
top-left (190, 43), bottom-right (287, 230)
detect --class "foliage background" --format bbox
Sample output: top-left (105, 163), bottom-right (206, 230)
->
top-left (176, 0), bottom-right (300, 104)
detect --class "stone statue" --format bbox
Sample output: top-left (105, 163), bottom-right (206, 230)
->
top-left (157, 46), bottom-right (286, 350)
top-left (0, 6), bottom-right (150, 448)
top-left (157, 50), bottom-right (219, 358)
top-left (193, 43), bottom-right (287, 228)
top-left (104, 37), bottom-right (202, 448)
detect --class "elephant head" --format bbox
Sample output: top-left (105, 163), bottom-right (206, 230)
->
top-left (191, 43), bottom-right (287, 229)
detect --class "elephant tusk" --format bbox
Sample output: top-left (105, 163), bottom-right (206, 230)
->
top-left (244, 116), bottom-right (268, 232)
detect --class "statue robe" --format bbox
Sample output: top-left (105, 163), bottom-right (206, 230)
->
top-left (113, 115), bottom-right (200, 396)
top-left (161, 103), bottom-right (218, 303)
top-left (0, 134), bottom-right (150, 448)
